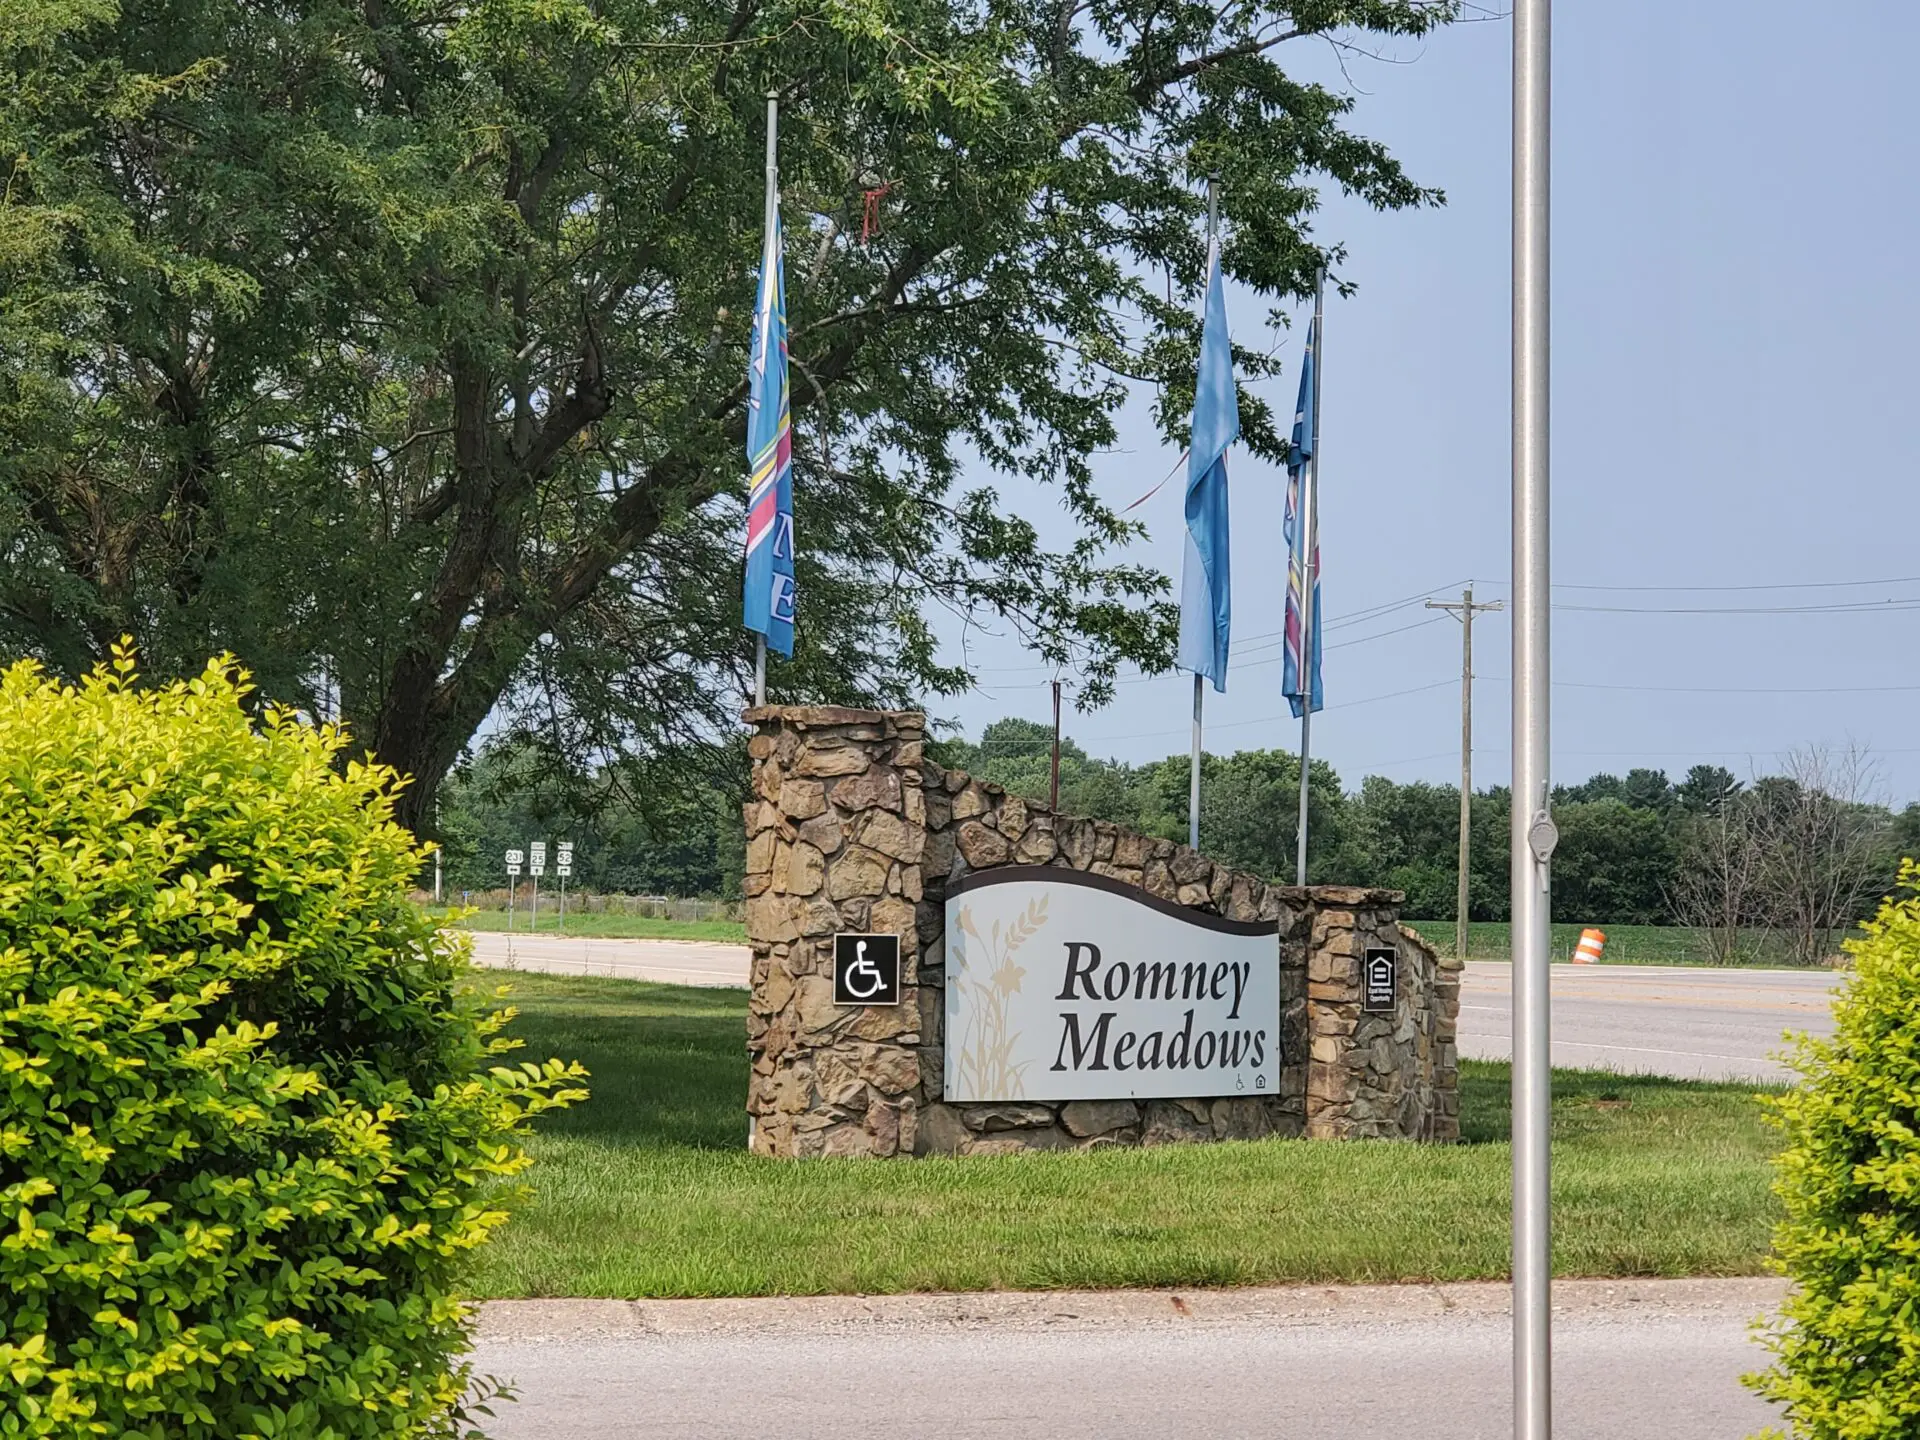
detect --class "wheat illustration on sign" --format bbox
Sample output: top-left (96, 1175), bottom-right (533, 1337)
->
top-left (951, 894), bottom-right (1048, 1099)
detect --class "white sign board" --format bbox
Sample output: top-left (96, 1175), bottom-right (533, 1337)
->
top-left (531, 842), bottom-right (547, 862)
top-left (944, 867), bottom-right (1279, 1103)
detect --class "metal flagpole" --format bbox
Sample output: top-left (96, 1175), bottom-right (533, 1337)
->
top-left (1293, 270), bottom-right (1324, 887)
top-left (1190, 175), bottom-right (1220, 854)
top-left (1512, 0), bottom-right (1555, 1435)
top-left (752, 91), bottom-right (778, 710)
top-left (1189, 675), bottom-right (1203, 849)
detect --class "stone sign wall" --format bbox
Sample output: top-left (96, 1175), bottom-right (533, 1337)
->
top-left (743, 705), bottom-right (1460, 1158)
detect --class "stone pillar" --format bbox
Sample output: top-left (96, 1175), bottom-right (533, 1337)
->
top-left (1298, 888), bottom-right (1461, 1140)
top-left (743, 706), bottom-right (927, 1157)
top-left (742, 705), bottom-right (1460, 1157)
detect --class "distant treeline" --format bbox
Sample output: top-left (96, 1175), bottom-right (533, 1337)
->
top-left (434, 718), bottom-right (1920, 963)
top-left (434, 741), bottom-right (746, 902)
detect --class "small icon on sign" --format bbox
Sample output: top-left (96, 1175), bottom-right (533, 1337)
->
top-left (1363, 947), bottom-right (1398, 1013)
top-left (843, 940), bottom-right (884, 999)
top-left (833, 933), bottom-right (902, 1007)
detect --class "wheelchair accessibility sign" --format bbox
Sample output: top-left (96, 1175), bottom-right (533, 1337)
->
top-left (833, 933), bottom-right (902, 1007)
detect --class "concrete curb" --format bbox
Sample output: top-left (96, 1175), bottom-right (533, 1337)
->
top-left (474, 1276), bottom-right (1788, 1342)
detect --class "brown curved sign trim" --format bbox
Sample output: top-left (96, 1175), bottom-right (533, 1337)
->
top-left (945, 864), bottom-right (1279, 937)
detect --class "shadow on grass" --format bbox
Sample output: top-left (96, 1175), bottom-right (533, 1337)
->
top-left (485, 972), bottom-right (1781, 1157)
top-left (1457, 1059), bottom-right (1782, 1146)
top-left (479, 971), bottom-right (749, 1151)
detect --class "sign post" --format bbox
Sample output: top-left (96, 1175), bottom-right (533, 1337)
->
top-left (556, 840), bottom-right (573, 935)
top-left (504, 849), bottom-right (523, 933)
top-left (528, 841), bottom-right (546, 932)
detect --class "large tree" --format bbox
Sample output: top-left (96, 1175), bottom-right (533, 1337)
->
top-left (2, 0), bottom-right (1458, 829)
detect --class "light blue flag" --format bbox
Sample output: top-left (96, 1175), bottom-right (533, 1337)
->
top-left (1282, 316), bottom-right (1322, 716)
top-left (1177, 237), bottom-right (1240, 691)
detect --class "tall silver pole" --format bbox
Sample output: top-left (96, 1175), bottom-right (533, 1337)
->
top-left (1293, 270), bottom-right (1325, 887)
top-left (1189, 675), bottom-right (1203, 850)
top-left (1189, 174), bottom-right (1220, 855)
top-left (1512, 1), bottom-right (1554, 1437)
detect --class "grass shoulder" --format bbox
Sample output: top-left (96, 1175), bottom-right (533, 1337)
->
top-left (1404, 918), bottom-right (1826, 967)
top-left (427, 907), bottom-right (747, 943)
top-left (467, 971), bottom-right (1781, 1300)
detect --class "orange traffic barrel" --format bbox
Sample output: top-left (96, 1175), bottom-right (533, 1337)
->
top-left (1572, 928), bottom-right (1606, 965)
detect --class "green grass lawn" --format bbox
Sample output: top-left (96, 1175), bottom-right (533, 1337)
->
top-left (430, 907), bottom-right (747, 943)
top-left (1405, 918), bottom-right (1817, 967)
top-left (463, 971), bottom-right (1783, 1299)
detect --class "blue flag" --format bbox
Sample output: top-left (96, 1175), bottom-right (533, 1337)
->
top-left (1177, 237), bottom-right (1239, 691)
top-left (742, 200), bottom-right (796, 656)
top-left (1283, 316), bottom-right (1323, 716)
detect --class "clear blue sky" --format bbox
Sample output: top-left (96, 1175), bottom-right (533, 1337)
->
top-left (936, 0), bottom-right (1920, 805)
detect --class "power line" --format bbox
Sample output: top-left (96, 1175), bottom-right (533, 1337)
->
top-left (1561, 598), bottom-right (1920, 616)
top-left (965, 580), bottom-right (1474, 676)
top-left (1552, 572), bottom-right (1920, 594)
top-left (972, 676), bottom-right (1459, 750)
top-left (1479, 677), bottom-right (1920, 696)
top-left (965, 573), bottom-right (1920, 679)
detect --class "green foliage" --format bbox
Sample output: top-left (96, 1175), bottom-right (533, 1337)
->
top-left (0, 653), bottom-right (584, 1438)
top-left (0, 0), bottom-right (1459, 830)
top-left (1550, 799), bottom-right (1678, 926)
top-left (1747, 871), bottom-right (1920, 1438)
top-left (448, 708), bottom-right (1911, 932)
top-left (435, 738), bottom-right (746, 897)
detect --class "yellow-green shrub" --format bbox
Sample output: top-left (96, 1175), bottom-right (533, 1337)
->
top-left (0, 654), bottom-right (583, 1439)
top-left (1749, 866), bottom-right (1920, 1437)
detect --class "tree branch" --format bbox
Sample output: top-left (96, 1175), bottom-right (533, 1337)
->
top-left (1129, 25), bottom-right (1306, 104)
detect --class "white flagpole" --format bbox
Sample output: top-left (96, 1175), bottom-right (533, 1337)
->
top-left (1190, 175), bottom-right (1220, 852)
top-left (752, 91), bottom-right (778, 709)
top-left (1293, 270), bottom-right (1324, 886)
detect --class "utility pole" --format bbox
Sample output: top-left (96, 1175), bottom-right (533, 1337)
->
top-left (1050, 679), bottom-right (1062, 812)
top-left (1427, 589), bottom-right (1503, 962)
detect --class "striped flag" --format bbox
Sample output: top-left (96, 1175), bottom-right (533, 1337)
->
top-left (742, 194), bottom-right (795, 656)
top-left (1283, 316), bottom-right (1322, 716)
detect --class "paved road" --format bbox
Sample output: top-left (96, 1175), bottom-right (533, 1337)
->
top-left (468, 932), bottom-right (1843, 1084)
top-left (471, 1278), bottom-right (1784, 1439)
top-left (1455, 960), bottom-right (1841, 1084)
top-left (466, 931), bottom-right (748, 988)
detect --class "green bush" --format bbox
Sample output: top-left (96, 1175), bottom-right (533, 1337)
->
top-left (0, 654), bottom-right (584, 1438)
top-left (1749, 865), bottom-right (1920, 1437)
